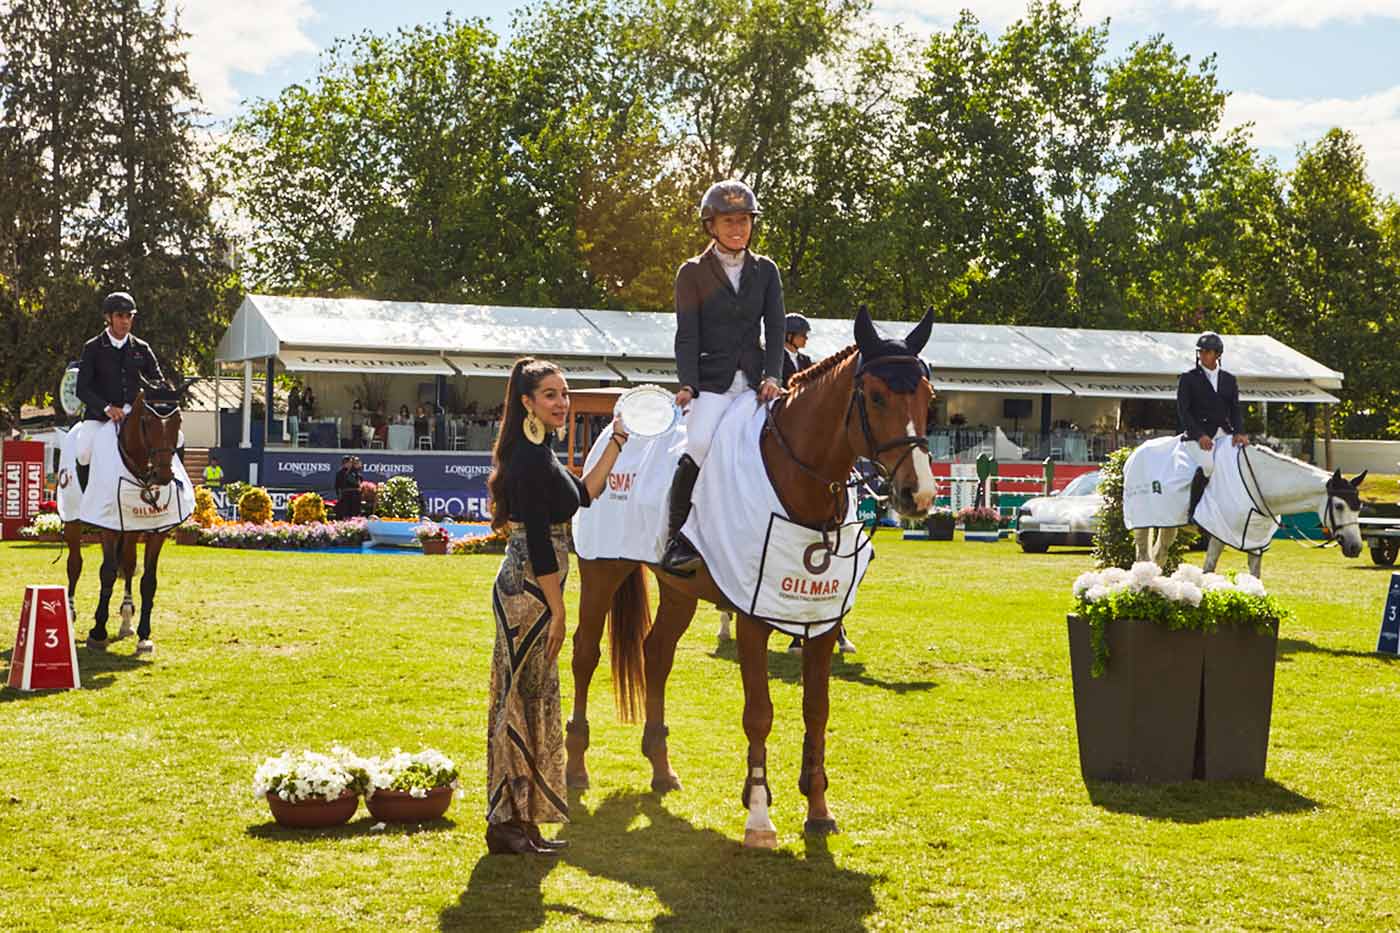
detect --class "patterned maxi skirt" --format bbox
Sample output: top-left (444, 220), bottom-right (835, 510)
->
top-left (486, 522), bottom-right (570, 826)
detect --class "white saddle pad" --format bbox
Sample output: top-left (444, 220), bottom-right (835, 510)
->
top-left (60, 420), bottom-right (194, 532)
top-left (1122, 434), bottom-right (1196, 530)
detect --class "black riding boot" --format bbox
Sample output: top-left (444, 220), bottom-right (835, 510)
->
top-left (660, 455), bottom-right (702, 576)
top-left (76, 463), bottom-right (90, 493)
top-left (1188, 467), bottom-right (1209, 522)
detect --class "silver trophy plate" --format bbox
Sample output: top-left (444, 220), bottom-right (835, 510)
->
top-left (615, 384), bottom-right (679, 437)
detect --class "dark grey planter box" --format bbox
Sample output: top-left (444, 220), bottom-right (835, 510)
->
top-left (1067, 614), bottom-right (1278, 783)
top-left (925, 515), bottom-right (955, 541)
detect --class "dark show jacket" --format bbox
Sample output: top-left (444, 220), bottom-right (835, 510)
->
top-left (674, 245), bottom-right (786, 394)
top-left (1176, 364), bottom-right (1244, 440)
top-left (76, 330), bottom-right (166, 422)
top-left (781, 348), bottom-right (814, 388)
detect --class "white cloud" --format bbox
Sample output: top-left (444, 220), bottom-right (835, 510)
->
top-left (873, 0), bottom-right (1400, 31)
top-left (174, 0), bottom-right (318, 115)
top-left (1225, 86), bottom-right (1400, 193)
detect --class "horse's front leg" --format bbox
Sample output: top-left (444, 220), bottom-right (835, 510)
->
top-left (65, 521), bottom-right (84, 625)
top-left (737, 614), bottom-right (777, 848)
top-left (642, 582), bottom-right (697, 793)
top-left (1247, 549), bottom-right (1262, 580)
top-left (88, 532), bottom-right (121, 648)
top-left (1133, 528), bottom-right (1151, 563)
top-left (800, 625), bottom-right (840, 835)
top-left (135, 534), bottom-right (164, 653)
top-left (116, 533), bottom-right (139, 640)
top-left (565, 560), bottom-right (623, 790)
top-left (1203, 535), bottom-right (1225, 573)
top-left (1152, 526), bottom-right (1178, 566)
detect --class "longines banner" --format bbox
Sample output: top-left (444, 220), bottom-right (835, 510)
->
top-left (259, 451), bottom-right (494, 519)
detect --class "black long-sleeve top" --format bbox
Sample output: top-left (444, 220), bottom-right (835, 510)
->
top-left (673, 245), bottom-right (786, 394)
top-left (506, 441), bottom-right (592, 576)
top-left (1176, 365), bottom-right (1244, 439)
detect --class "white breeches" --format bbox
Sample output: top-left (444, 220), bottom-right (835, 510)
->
top-left (1187, 428), bottom-right (1230, 477)
top-left (683, 370), bottom-right (749, 467)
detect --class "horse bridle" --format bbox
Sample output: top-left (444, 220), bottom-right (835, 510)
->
top-left (764, 352), bottom-right (931, 533)
top-left (119, 403), bottom-right (180, 507)
top-left (1239, 445), bottom-right (1359, 547)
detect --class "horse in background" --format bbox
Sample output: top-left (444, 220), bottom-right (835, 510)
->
top-left (64, 387), bottom-right (189, 655)
top-left (568, 308), bottom-right (937, 847)
top-left (1132, 443), bottom-right (1365, 577)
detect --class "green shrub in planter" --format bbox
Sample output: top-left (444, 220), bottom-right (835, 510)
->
top-left (377, 476), bottom-right (422, 519)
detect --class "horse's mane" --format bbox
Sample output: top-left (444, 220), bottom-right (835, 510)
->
top-left (1244, 443), bottom-right (1330, 481)
top-left (788, 344), bottom-right (858, 394)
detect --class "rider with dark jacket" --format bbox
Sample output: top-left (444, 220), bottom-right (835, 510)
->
top-left (660, 180), bottom-right (785, 575)
top-left (77, 291), bottom-right (166, 424)
top-left (1177, 331), bottom-right (1248, 516)
top-left (781, 313), bottom-right (814, 388)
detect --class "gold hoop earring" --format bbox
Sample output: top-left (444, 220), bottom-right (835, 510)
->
top-left (523, 410), bottom-right (546, 445)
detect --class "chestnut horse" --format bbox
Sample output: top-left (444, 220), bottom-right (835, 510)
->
top-left (568, 308), bottom-right (937, 846)
top-left (67, 388), bottom-right (187, 655)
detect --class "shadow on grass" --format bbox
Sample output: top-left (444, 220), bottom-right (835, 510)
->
top-left (707, 638), bottom-right (936, 694)
top-left (0, 645), bottom-right (150, 702)
top-left (246, 816), bottom-right (457, 842)
top-left (1277, 638), bottom-right (1399, 662)
top-left (1086, 778), bottom-right (1318, 823)
top-left (440, 791), bottom-right (879, 931)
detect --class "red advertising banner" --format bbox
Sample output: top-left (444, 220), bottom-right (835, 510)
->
top-left (2, 440), bottom-right (45, 540)
top-left (7, 585), bottom-right (79, 691)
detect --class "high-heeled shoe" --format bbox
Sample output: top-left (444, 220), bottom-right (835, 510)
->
top-left (485, 820), bottom-right (559, 856)
top-left (523, 822), bottom-right (569, 851)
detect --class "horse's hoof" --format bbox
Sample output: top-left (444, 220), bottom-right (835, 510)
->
top-left (86, 637), bottom-right (108, 651)
top-left (803, 818), bottom-right (839, 836)
top-left (135, 640), bottom-right (154, 655)
top-left (743, 828), bottom-right (778, 849)
top-left (651, 774), bottom-right (682, 794)
top-left (565, 772), bottom-right (590, 790)
top-left (114, 622), bottom-right (135, 641)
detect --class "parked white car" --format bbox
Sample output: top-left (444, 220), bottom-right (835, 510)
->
top-left (1015, 470), bottom-right (1103, 553)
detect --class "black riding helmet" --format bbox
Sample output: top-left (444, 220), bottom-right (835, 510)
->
top-left (1196, 331), bottom-right (1224, 355)
top-left (103, 291), bottom-right (137, 315)
top-left (785, 313), bottom-right (811, 336)
top-left (699, 179), bottom-right (760, 231)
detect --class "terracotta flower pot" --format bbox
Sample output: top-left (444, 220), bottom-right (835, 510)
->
top-left (174, 527), bottom-right (200, 546)
top-left (365, 785), bottom-right (453, 823)
top-left (265, 790), bottom-right (358, 828)
top-left (421, 538), bottom-right (448, 555)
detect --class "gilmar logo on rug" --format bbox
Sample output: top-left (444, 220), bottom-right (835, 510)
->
top-left (130, 500), bottom-right (171, 519)
top-left (780, 576), bottom-right (841, 599)
top-left (606, 471), bottom-right (634, 500)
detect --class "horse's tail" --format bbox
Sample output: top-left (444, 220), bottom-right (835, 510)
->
top-left (609, 564), bottom-right (652, 723)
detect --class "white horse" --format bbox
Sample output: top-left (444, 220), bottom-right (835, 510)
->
top-left (1133, 445), bottom-right (1366, 578)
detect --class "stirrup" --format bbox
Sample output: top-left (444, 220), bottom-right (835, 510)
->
top-left (660, 536), bottom-right (701, 577)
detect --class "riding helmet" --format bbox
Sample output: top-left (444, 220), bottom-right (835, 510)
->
top-left (785, 313), bottom-right (811, 336)
top-left (699, 180), bottom-right (761, 222)
top-left (102, 291), bottom-right (138, 315)
top-left (1195, 331), bottom-right (1224, 355)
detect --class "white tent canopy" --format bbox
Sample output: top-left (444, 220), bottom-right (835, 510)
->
top-left (213, 295), bottom-right (1344, 402)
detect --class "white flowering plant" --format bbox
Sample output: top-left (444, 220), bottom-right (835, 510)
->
top-left (252, 747), bottom-right (371, 803)
top-left (19, 513), bottom-right (64, 537)
top-left (364, 748), bottom-right (459, 798)
top-left (1072, 561), bottom-right (1291, 676)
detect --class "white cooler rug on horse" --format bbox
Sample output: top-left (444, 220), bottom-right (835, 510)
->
top-left (1122, 434), bottom-right (1197, 530)
top-left (62, 420), bottom-right (193, 532)
top-left (684, 391), bottom-right (873, 637)
top-left (1194, 444), bottom-right (1279, 553)
top-left (572, 422), bottom-right (686, 564)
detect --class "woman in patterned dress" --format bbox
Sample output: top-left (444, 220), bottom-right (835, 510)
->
top-left (483, 358), bottom-right (629, 855)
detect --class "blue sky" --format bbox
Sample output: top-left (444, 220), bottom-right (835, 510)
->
top-left (179, 0), bottom-right (1400, 191)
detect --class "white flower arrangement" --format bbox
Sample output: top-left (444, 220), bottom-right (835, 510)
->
top-left (1072, 561), bottom-right (1263, 608)
top-left (364, 748), bottom-right (459, 798)
top-left (252, 747), bottom-right (370, 803)
top-left (19, 513), bottom-right (64, 537)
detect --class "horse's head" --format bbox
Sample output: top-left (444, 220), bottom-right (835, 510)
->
top-left (123, 388), bottom-right (183, 488)
top-left (1323, 468), bottom-right (1367, 559)
top-left (850, 307), bottom-right (936, 517)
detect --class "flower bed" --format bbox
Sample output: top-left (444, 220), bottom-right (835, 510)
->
top-left (197, 517), bottom-right (369, 549)
top-left (450, 527), bottom-right (508, 555)
top-left (18, 513), bottom-right (65, 539)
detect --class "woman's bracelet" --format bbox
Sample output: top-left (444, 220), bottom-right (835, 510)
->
top-left (611, 434), bottom-right (628, 450)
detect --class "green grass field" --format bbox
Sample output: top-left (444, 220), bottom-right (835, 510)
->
top-left (2, 536), bottom-right (1398, 931)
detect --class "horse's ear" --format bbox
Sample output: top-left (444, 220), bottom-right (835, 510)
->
top-left (904, 306), bottom-right (934, 356)
top-left (1331, 468), bottom-right (1344, 484)
top-left (854, 305), bottom-right (878, 352)
top-left (1351, 470), bottom-right (1369, 488)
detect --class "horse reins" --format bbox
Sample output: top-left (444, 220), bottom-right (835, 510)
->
top-left (1238, 445), bottom-right (1358, 549)
top-left (763, 352), bottom-right (931, 549)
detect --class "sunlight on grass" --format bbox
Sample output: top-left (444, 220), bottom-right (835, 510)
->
top-left (2, 537), bottom-right (1398, 930)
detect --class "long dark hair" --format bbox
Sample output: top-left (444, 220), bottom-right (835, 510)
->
top-left (488, 357), bottom-right (563, 530)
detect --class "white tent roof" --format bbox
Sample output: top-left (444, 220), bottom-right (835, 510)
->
top-left (213, 295), bottom-right (1344, 401)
